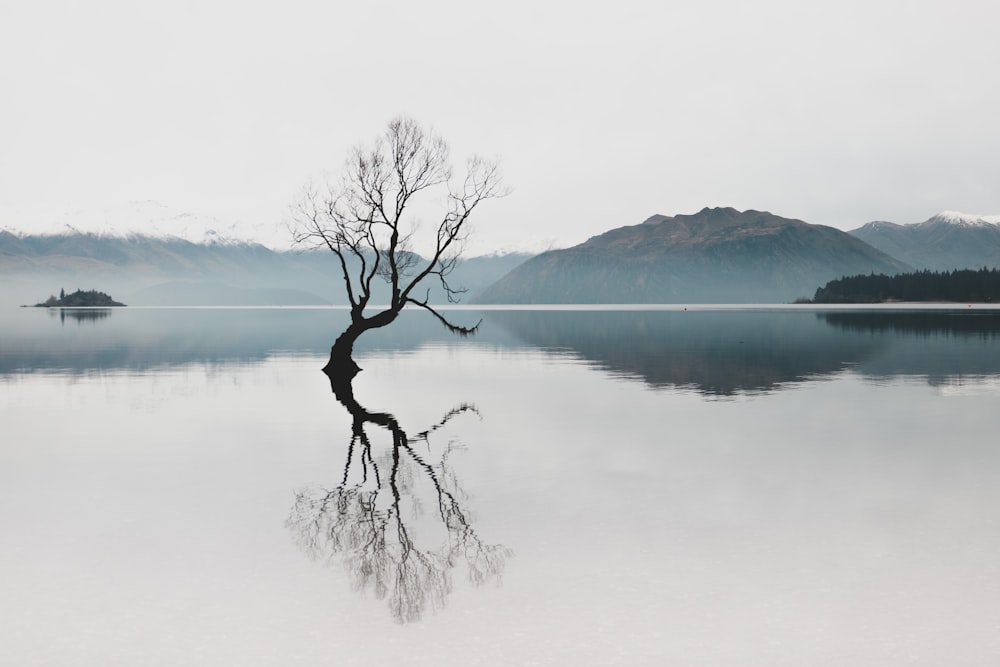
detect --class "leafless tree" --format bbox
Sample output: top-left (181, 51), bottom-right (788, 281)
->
top-left (290, 116), bottom-right (507, 375)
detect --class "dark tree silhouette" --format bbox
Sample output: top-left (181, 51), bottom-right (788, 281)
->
top-left (59, 308), bottom-right (112, 324)
top-left (286, 370), bottom-right (511, 623)
top-left (34, 289), bottom-right (125, 308)
top-left (811, 268), bottom-right (1000, 303)
top-left (291, 116), bottom-right (507, 375)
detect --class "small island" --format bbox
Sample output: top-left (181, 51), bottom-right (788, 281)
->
top-left (33, 289), bottom-right (126, 307)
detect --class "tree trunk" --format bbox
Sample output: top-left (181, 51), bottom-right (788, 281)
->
top-left (322, 309), bottom-right (400, 378)
top-left (322, 325), bottom-right (364, 377)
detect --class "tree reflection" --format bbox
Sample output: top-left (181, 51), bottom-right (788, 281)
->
top-left (54, 308), bottom-right (113, 324)
top-left (287, 368), bottom-right (511, 623)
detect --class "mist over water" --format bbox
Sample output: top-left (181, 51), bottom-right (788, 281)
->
top-left (3, 306), bottom-right (1000, 665)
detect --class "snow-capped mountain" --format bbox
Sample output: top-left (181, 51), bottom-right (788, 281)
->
top-left (0, 214), bottom-right (536, 308)
top-left (850, 211), bottom-right (1000, 270)
top-left (925, 211), bottom-right (1000, 227)
top-left (2, 200), bottom-right (544, 255)
top-left (1, 200), bottom-right (286, 248)
top-left (463, 235), bottom-right (564, 258)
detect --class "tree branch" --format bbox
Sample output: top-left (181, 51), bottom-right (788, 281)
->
top-left (404, 295), bottom-right (482, 336)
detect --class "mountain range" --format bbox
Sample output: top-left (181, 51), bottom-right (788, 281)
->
top-left (0, 230), bottom-right (531, 308)
top-left (5, 207), bottom-right (1000, 306)
top-left (849, 211), bottom-right (1000, 271)
top-left (476, 208), bottom-right (911, 304)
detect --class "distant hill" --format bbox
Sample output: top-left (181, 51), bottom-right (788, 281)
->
top-left (850, 212), bottom-right (1000, 271)
top-left (476, 207), bottom-right (911, 304)
top-left (0, 230), bottom-right (531, 307)
top-left (0, 229), bottom-right (302, 279)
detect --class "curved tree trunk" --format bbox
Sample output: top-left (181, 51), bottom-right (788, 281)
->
top-left (322, 309), bottom-right (401, 378)
top-left (322, 325), bottom-right (363, 377)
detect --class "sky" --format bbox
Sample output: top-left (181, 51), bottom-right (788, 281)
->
top-left (2, 0), bottom-right (999, 255)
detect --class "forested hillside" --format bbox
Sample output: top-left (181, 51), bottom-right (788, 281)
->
top-left (811, 268), bottom-right (1000, 303)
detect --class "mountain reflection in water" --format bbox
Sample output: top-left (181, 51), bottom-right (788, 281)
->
top-left (488, 308), bottom-right (1000, 395)
top-left (286, 370), bottom-right (511, 623)
top-left (4, 307), bottom-right (1000, 396)
top-left (489, 309), bottom-right (874, 395)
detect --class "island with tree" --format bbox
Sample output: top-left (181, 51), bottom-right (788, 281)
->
top-left (809, 268), bottom-right (1000, 303)
top-left (33, 288), bottom-right (126, 307)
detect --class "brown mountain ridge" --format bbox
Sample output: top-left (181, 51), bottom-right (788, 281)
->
top-left (476, 207), bottom-right (912, 303)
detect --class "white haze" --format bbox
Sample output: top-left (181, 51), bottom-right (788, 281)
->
top-left (1, 0), bottom-right (999, 255)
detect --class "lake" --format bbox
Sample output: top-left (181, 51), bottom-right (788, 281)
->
top-left (3, 305), bottom-right (1000, 666)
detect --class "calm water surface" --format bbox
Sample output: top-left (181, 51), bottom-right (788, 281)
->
top-left (3, 306), bottom-right (1000, 666)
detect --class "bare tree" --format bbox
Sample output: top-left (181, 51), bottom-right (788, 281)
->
top-left (291, 116), bottom-right (507, 375)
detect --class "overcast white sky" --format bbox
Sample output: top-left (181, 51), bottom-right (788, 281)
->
top-left (2, 0), bottom-right (998, 253)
